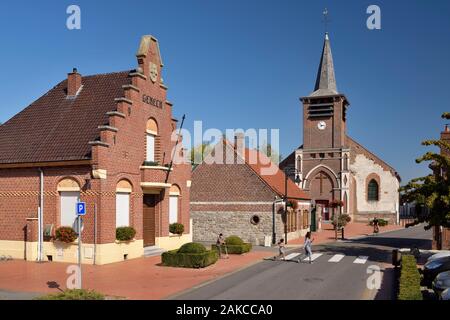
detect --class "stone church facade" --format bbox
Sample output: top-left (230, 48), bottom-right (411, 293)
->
top-left (281, 33), bottom-right (400, 224)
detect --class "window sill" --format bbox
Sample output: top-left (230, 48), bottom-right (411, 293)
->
top-left (169, 233), bottom-right (183, 237)
top-left (115, 239), bottom-right (136, 244)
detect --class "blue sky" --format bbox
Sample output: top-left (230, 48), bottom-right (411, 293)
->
top-left (0, 0), bottom-right (449, 184)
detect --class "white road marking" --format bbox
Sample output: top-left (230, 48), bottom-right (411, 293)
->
top-left (328, 254), bottom-right (345, 262)
top-left (353, 256), bottom-right (369, 264)
top-left (285, 253), bottom-right (301, 260)
top-left (303, 253), bottom-right (322, 261)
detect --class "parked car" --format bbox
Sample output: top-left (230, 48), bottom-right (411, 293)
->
top-left (423, 256), bottom-right (450, 286)
top-left (440, 288), bottom-right (450, 300)
top-left (427, 251), bottom-right (450, 263)
top-left (432, 271), bottom-right (450, 297)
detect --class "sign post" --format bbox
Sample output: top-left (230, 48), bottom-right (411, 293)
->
top-left (76, 202), bottom-right (86, 289)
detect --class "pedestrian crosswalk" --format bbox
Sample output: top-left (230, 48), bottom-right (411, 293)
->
top-left (328, 254), bottom-right (345, 262)
top-left (279, 252), bottom-right (371, 265)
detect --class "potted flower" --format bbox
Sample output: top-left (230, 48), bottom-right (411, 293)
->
top-left (55, 226), bottom-right (78, 244)
top-left (169, 223), bottom-right (185, 236)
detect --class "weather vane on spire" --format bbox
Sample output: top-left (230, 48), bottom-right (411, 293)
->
top-left (323, 7), bottom-right (330, 34)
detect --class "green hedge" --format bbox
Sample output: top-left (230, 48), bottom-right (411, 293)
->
top-left (226, 235), bottom-right (244, 246)
top-left (212, 243), bottom-right (252, 254)
top-left (161, 249), bottom-right (218, 268)
top-left (178, 242), bottom-right (207, 254)
top-left (398, 255), bottom-right (423, 300)
top-left (35, 289), bottom-right (105, 300)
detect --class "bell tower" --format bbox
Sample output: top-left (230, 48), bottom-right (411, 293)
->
top-left (294, 32), bottom-right (351, 216)
top-left (301, 33), bottom-right (349, 150)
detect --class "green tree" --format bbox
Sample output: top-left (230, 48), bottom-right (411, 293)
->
top-left (258, 143), bottom-right (282, 164)
top-left (190, 143), bottom-right (212, 165)
top-left (400, 112), bottom-right (450, 229)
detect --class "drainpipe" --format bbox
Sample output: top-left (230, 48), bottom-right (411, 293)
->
top-left (93, 203), bottom-right (97, 265)
top-left (38, 168), bottom-right (44, 262)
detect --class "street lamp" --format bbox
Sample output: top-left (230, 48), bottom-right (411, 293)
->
top-left (283, 167), bottom-right (301, 244)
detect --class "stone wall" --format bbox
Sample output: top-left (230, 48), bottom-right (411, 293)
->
top-left (191, 210), bottom-right (302, 245)
top-left (350, 153), bottom-right (399, 223)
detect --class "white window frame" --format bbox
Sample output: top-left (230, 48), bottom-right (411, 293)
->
top-left (60, 191), bottom-right (80, 229)
top-left (146, 133), bottom-right (155, 162)
top-left (169, 195), bottom-right (179, 224)
top-left (116, 192), bottom-right (130, 228)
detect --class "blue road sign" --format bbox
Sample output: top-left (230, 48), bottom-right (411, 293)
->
top-left (76, 202), bottom-right (86, 216)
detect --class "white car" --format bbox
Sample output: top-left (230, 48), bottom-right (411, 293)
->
top-left (427, 251), bottom-right (450, 263)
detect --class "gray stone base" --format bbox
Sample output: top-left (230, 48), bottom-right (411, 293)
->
top-left (191, 211), bottom-right (308, 245)
top-left (352, 212), bottom-right (398, 224)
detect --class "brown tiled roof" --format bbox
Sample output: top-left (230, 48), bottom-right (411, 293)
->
top-left (0, 71), bottom-right (131, 164)
top-left (242, 147), bottom-right (310, 200)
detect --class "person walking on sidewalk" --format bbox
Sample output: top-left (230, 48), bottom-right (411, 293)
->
top-left (303, 232), bottom-right (314, 264)
top-left (216, 233), bottom-right (228, 259)
top-left (273, 239), bottom-right (286, 261)
top-left (373, 217), bottom-right (380, 235)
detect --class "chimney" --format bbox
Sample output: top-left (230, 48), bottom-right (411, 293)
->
top-left (67, 68), bottom-right (82, 96)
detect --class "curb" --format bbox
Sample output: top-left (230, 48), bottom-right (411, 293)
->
top-left (164, 253), bottom-right (274, 300)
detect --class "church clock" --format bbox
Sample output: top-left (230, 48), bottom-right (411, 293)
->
top-left (317, 121), bottom-right (326, 130)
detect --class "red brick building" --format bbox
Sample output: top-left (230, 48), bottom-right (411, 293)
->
top-left (191, 136), bottom-right (311, 245)
top-left (0, 35), bottom-right (192, 264)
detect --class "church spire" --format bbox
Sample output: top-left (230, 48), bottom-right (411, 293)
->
top-left (310, 32), bottom-right (338, 97)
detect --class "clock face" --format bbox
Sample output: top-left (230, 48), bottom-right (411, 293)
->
top-left (317, 121), bottom-right (326, 130)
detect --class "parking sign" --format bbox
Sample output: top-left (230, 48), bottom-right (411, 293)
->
top-left (76, 202), bottom-right (86, 216)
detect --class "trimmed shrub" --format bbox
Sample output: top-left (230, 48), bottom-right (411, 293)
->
top-left (225, 235), bottom-right (244, 246)
top-left (35, 289), bottom-right (105, 300)
top-left (169, 223), bottom-right (185, 235)
top-left (178, 242), bottom-right (207, 254)
top-left (212, 243), bottom-right (252, 254)
top-left (55, 226), bottom-right (77, 243)
top-left (161, 249), bottom-right (218, 268)
top-left (116, 226), bottom-right (136, 241)
top-left (398, 255), bottom-right (423, 300)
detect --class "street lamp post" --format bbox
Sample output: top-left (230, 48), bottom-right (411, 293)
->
top-left (283, 167), bottom-right (301, 245)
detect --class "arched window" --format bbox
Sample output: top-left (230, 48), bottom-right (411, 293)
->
top-left (116, 180), bottom-right (132, 227)
top-left (368, 179), bottom-right (379, 201)
top-left (58, 178), bottom-right (81, 228)
top-left (169, 185), bottom-right (181, 224)
top-left (146, 118), bottom-right (158, 162)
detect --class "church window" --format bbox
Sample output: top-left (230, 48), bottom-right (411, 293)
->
top-left (368, 179), bottom-right (379, 201)
top-left (343, 154), bottom-right (348, 171)
top-left (319, 153), bottom-right (325, 159)
top-left (296, 156), bottom-right (301, 171)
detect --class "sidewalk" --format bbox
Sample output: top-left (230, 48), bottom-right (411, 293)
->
top-left (0, 249), bottom-right (274, 300)
top-left (287, 222), bottom-right (403, 247)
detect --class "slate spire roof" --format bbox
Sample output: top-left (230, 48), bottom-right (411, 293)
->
top-left (310, 33), bottom-right (338, 97)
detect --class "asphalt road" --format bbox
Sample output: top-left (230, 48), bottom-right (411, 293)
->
top-left (172, 225), bottom-right (432, 300)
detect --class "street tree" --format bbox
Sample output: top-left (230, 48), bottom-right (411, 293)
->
top-left (400, 112), bottom-right (450, 230)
